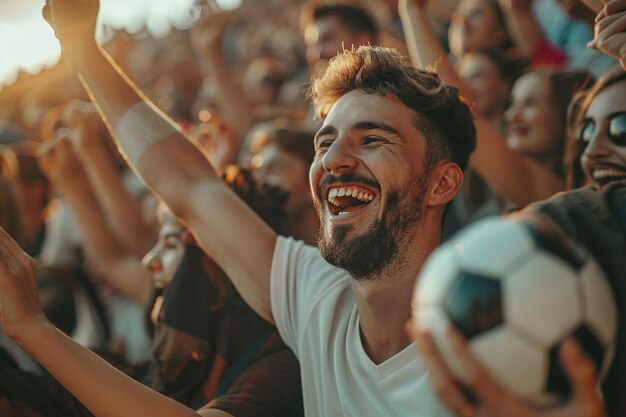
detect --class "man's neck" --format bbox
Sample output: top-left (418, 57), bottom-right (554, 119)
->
top-left (352, 222), bottom-right (441, 364)
top-left (352, 276), bottom-right (415, 364)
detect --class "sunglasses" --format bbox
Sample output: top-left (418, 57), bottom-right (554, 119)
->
top-left (577, 112), bottom-right (626, 148)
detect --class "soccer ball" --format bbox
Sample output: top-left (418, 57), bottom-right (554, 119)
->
top-left (412, 216), bottom-right (617, 407)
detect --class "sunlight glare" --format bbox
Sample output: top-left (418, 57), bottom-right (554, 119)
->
top-left (0, 19), bottom-right (61, 86)
top-left (0, 0), bottom-right (213, 86)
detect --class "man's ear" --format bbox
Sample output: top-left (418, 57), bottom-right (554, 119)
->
top-left (426, 162), bottom-right (464, 207)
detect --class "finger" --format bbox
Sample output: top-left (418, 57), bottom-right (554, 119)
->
top-left (589, 14), bottom-right (626, 48)
top-left (559, 339), bottom-right (605, 417)
top-left (605, 0), bottom-right (626, 15)
top-left (590, 32), bottom-right (626, 53)
top-left (416, 329), bottom-right (474, 417)
top-left (595, 11), bottom-right (626, 34)
top-left (598, 32), bottom-right (626, 53)
top-left (37, 131), bottom-right (69, 159)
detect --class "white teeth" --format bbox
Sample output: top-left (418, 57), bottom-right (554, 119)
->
top-left (593, 169), bottom-right (626, 179)
top-left (326, 186), bottom-right (376, 203)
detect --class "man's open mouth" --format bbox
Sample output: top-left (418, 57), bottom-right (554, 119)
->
top-left (326, 185), bottom-right (375, 215)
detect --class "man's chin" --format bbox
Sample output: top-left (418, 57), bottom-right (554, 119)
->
top-left (317, 223), bottom-right (394, 280)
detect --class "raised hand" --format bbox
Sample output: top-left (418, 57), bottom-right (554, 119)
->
top-left (588, 0), bottom-right (626, 70)
top-left (60, 100), bottom-right (105, 152)
top-left (189, 1), bottom-right (239, 54)
top-left (188, 115), bottom-right (238, 171)
top-left (42, 0), bottom-right (100, 48)
top-left (38, 128), bottom-right (84, 183)
top-left (0, 227), bottom-right (47, 344)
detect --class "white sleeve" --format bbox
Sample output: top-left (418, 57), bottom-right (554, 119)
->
top-left (270, 236), bottom-right (342, 356)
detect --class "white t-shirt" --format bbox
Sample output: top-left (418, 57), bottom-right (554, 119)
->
top-left (271, 236), bottom-right (454, 417)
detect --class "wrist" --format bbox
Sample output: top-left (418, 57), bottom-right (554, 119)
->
top-left (11, 314), bottom-right (51, 349)
top-left (61, 40), bottom-right (102, 72)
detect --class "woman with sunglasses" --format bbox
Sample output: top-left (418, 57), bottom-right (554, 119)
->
top-left (568, 68), bottom-right (626, 190)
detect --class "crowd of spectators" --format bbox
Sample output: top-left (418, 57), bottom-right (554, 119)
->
top-left (0, 0), bottom-right (624, 416)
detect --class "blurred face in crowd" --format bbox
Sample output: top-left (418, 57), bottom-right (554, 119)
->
top-left (457, 52), bottom-right (510, 120)
top-left (142, 206), bottom-right (186, 289)
top-left (449, 0), bottom-right (508, 57)
top-left (304, 15), bottom-right (373, 75)
top-left (252, 141), bottom-right (312, 219)
top-left (578, 80), bottom-right (626, 189)
top-left (504, 73), bottom-right (562, 167)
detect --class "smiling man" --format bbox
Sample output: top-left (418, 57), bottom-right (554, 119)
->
top-left (0, 2), bottom-right (477, 417)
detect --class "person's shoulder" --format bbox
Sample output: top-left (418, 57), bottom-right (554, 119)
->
top-left (273, 235), bottom-right (351, 290)
top-left (523, 183), bottom-right (626, 245)
top-left (528, 182), bottom-right (626, 213)
top-left (275, 236), bottom-right (335, 271)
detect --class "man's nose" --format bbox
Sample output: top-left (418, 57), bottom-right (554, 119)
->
top-left (321, 137), bottom-right (358, 174)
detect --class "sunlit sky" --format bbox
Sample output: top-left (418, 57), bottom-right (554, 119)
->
top-left (0, 0), bottom-right (241, 86)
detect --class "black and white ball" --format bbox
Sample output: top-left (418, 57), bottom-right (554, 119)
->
top-left (412, 217), bottom-right (617, 407)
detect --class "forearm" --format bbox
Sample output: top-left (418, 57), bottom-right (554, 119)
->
top-left (69, 44), bottom-right (221, 217)
top-left (470, 118), bottom-right (564, 206)
top-left (56, 174), bottom-right (150, 302)
top-left (499, 0), bottom-right (543, 59)
top-left (75, 140), bottom-right (157, 256)
top-left (199, 47), bottom-right (255, 135)
top-left (19, 320), bottom-right (200, 417)
top-left (399, 3), bottom-right (473, 100)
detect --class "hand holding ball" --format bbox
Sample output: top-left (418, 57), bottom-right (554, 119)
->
top-left (412, 217), bottom-right (617, 407)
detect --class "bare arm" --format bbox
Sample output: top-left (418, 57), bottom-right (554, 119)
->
top-left (498, 0), bottom-right (544, 60)
top-left (45, 0), bottom-right (275, 323)
top-left (39, 134), bottom-right (152, 304)
top-left (63, 100), bottom-right (158, 256)
top-left (398, 0), bottom-right (564, 206)
top-left (190, 8), bottom-right (256, 135)
top-left (0, 222), bottom-right (210, 417)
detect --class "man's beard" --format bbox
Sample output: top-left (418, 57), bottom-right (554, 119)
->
top-left (317, 176), bottom-right (429, 280)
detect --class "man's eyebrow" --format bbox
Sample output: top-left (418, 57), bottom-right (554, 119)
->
top-left (314, 121), bottom-right (401, 142)
top-left (314, 125), bottom-right (337, 142)
top-left (352, 121), bottom-right (400, 136)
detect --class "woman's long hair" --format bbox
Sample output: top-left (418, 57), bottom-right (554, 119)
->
top-left (564, 68), bottom-right (626, 189)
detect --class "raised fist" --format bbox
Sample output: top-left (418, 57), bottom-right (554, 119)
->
top-left (42, 0), bottom-right (100, 46)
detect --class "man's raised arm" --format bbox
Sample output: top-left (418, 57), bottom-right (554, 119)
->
top-left (44, 0), bottom-right (276, 322)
